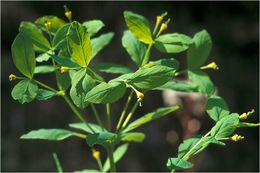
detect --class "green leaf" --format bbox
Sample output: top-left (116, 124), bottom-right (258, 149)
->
top-left (68, 22), bottom-right (92, 67)
top-left (34, 65), bottom-right (55, 74)
top-left (20, 129), bottom-right (75, 141)
top-left (187, 30), bottom-right (212, 70)
top-left (69, 122), bottom-right (107, 134)
top-left (91, 32), bottom-right (114, 59)
top-left (70, 69), bottom-right (96, 109)
top-left (155, 80), bottom-right (198, 93)
top-left (53, 23), bottom-right (71, 49)
top-left (50, 54), bottom-right (80, 68)
top-left (19, 21), bottom-right (51, 52)
top-left (167, 157), bottom-right (193, 171)
top-left (86, 67), bottom-right (105, 83)
top-left (120, 132), bottom-right (145, 143)
top-left (188, 70), bottom-right (215, 96)
top-left (82, 20), bottom-right (104, 37)
top-left (127, 65), bottom-right (175, 90)
top-left (92, 63), bottom-right (133, 74)
top-left (210, 113), bottom-right (240, 139)
top-left (124, 11), bottom-right (153, 44)
top-left (103, 144), bottom-right (128, 172)
top-left (206, 95), bottom-right (230, 121)
top-left (155, 33), bottom-right (193, 53)
top-left (153, 58), bottom-right (179, 70)
top-left (56, 70), bottom-right (71, 91)
top-left (74, 169), bottom-right (99, 173)
top-left (11, 33), bottom-right (35, 79)
top-left (36, 89), bottom-right (56, 101)
top-left (123, 106), bottom-right (179, 132)
top-left (36, 51), bottom-right (52, 62)
top-left (86, 132), bottom-right (116, 147)
top-left (11, 79), bottom-right (38, 104)
top-left (85, 81), bottom-right (127, 104)
top-left (35, 15), bottom-right (66, 35)
top-left (122, 30), bottom-right (147, 67)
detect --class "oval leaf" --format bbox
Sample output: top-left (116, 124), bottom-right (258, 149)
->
top-left (167, 157), bottom-right (193, 171)
top-left (92, 63), bottom-right (133, 74)
top-left (34, 65), bottom-right (55, 74)
top-left (124, 11), bottom-right (153, 44)
top-left (82, 20), bottom-right (105, 37)
top-left (11, 33), bottom-right (35, 78)
top-left (120, 132), bottom-right (145, 143)
top-left (69, 122), bottom-right (107, 134)
top-left (86, 132), bottom-right (116, 147)
top-left (91, 32), bottom-right (114, 59)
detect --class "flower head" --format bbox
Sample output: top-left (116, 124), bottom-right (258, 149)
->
top-left (44, 21), bottom-right (52, 30)
top-left (60, 66), bottom-right (70, 73)
top-left (92, 149), bottom-right (100, 160)
top-left (230, 134), bottom-right (244, 142)
top-left (9, 74), bottom-right (16, 81)
top-left (200, 62), bottom-right (219, 70)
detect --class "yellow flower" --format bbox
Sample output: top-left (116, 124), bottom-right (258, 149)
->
top-left (44, 21), bottom-right (52, 30)
top-left (200, 62), bottom-right (219, 70)
top-left (60, 66), bottom-right (69, 73)
top-left (239, 109), bottom-right (255, 120)
top-left (65, 11), bottom-right (72, 20)
top-left (230, 134), bottom-right (244, 142)
top-left (9, 74), bottom-right (16, 81)
top-left (156, 16), bottom-right (163, 25)
top-left (160, 23), bottom-right (168, 32)
top-left (92, 149), bottom-right (100, 160)
top-left (136, 90), bottom-right (144, 99)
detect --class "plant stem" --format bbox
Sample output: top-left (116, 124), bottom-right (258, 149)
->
top-left (90, 104), bottom-right (104, 131)
top-left (121, 100), bottom-right (139, 129)
top-left (33, 79), bottom-right (59, 93)
top-left (116, 90), bottom-right (134, 131)
top-left (63, 95), bottom-right (95, 133)
top-left (106, 145), bottom-right (116, 172)
top-left (141, 43), bottom-right (153, 67)
top-left (96, 158), bottom-right (103, 172)
top-left (106, 104), bottom-right (111, 131)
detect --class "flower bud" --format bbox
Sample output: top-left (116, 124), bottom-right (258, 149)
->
top-left (65, 11), bottom-right (72, 20)
top-left (44, 21), bottom-right (52, 30)
top-left (200, 62), bottom-right (219, 70)
top-left (9, 74), bottom-right (16, 81)
top-left (60, 66), bottom-right (69, 73)
top-left (92, 149), bottom-right (100, 160)
top-left (230, 134), bottom-right (244, 142)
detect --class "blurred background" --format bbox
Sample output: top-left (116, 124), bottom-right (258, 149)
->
top-left (1, 1), bottom-right (259, 172)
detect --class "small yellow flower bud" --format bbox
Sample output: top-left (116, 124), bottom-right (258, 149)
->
top-left (60, 66), bottom-right (69, 73)
top-left (230, 134), bottom-right (244, 142)
top-left (239, 113), bottom-right (248, 120)
top-left (92, 149), bottom-right (100, 160)
top-left (65, 11), bottom-right (72, 20)
top-left (200, 62), bottom-right (219, 70)
top-left (44, 21), bottom-right (52, 30)
top-left (136, 91), bottom-right (144, 99)
top-left (56, 90), bottom-right (65, 96)
top-left (9, 74), bottom-right (16, 81)
top-left (160, 23), bottom-right (168, 32)
top-left (156, 16), bottom-right (163, 25)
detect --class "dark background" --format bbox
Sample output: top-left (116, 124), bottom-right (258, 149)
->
top-left (1, 1), bottom-right (259, 172)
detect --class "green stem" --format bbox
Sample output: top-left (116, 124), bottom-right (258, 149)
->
top-left (90, 104), bottom-right (104, 131)
top-left (96, 158), bottom-right (103, 172)
top-left (106, 104), bottom-right (111, 131)
top-left (33, 79), bottom-right (59, 93)
top-left (106, 145), bottom-right (116, 172)
top-left (141, 43), bottom-right (153, 67)
top-left (116, 90), bottom-right (134, 131)
top-left (63, 95), bottom-right (95, 133)
top-left (121, 100), bottom-right (139, 129)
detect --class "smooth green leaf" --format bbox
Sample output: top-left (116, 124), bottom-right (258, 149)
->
top-left (86, 132), bottom-right (116, 147)
top-left (188, 70), bottom-right (215, 96)
top-left (34, 65), bottom-right (55, 74)
top-left (127, 65), bottom-right (175, 90)
top-left (53, 23), bottom-right (71, 49)
top-left (20, 129), bottom-right (75, 141)
top-left (56, 70), bottom-right (71, 91)
top-left (155, 80), bottom-right (198, 93)
top-left (187, 30), bottom-right (212, 70)
top-left (124, 11), bottom-right (153, 44)
top-left (74, 169), bottom-right (99, 173)
top-left (153, 58), bottom-right (179, 70)
top-left (68, 22), bottom-right (92, 67)
top-left (36, 51), bottom-right (52, 62)
top-left (86, 67), bottom-right (105, 83)
top-left (11, 79), bottom-right (38, 104)
top-left (92, 63), bottom-right (133, 74)
top-left (123, 106), bottom-right (179, 132)
top-left (206, 95), bottom-right (230, 121)
top-left (11, 33), bottom-right (35, 78)
top-left (85, 82), bottom-right (126, 104)
top-left (91, 32), bottom-right (114, 59)
top-left (70, 69), bottom-right (96, 109)
top-left (50, 54), bottom-right (80, 68)
top-left (122, 30), bottom-right (147, 67)
top-left (36, 89), bottom-right (56, 101)
top-left (167, 157), bottom-right (193, 170)
top-left (155, 33), bottom-right (193, 53)
top-left (19, 21), bottom-right (51, 52)
top-left (103, 144), bottom-right (128, 172)
top-left (120, 132), bottom-right (145, 143)
top-left (210, 113), bottom-right (240, 139)
top-left (35, 15), bottom-right (66, 35)
top-left (69, 122), bottom-right (107, 134)
top-left (82, 20), bottom-right (104, 37)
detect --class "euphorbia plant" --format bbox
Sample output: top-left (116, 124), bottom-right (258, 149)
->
top-left (9, 6), bottom-right (259, 172)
